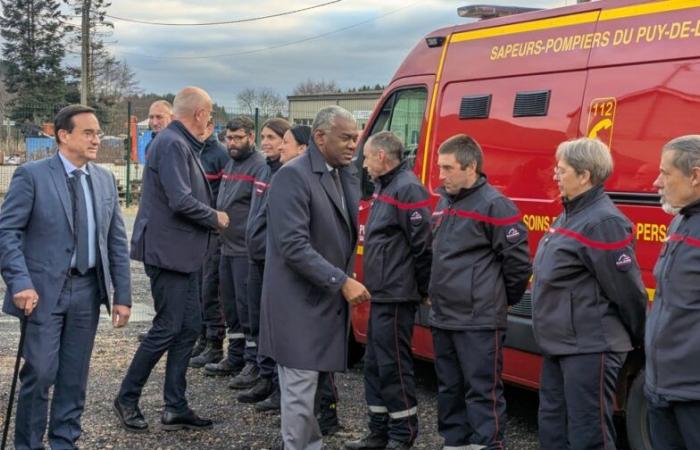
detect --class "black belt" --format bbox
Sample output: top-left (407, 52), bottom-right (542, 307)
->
top-left (68, 267), bottom-right (97, 277)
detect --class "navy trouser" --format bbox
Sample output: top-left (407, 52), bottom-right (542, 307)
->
top-left (248, 260), bottom-right (277, 380)
top-left (538, 352), bottom-right (625, 450)
top-left (364, 302), bottom-right (418, 443)
top-left (648, 399), bottom-right (700, 450)
top-left (219, 254), bottom-right (254, 364)
top-left (15, 272), bottom-right (100, 450)
top-left (201, 236), bottom-right (225, 341)
top-left (432, 328), bottom-right (506, 450)
top-left (118, 265), bottom-right (201, 413)
top-left (317, 371), bottom-right (339, 408)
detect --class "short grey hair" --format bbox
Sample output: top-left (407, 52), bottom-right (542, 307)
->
top-left (555, 138), bottom-right (613, 186)
top-left (366, 131), bottom-right (403, 162)
top-left (150, 99), bottom-right (173, 113)
top-left (173, 87), bottom-right (211, 118)
top-left (312, 105), bottom-right (356, 132)
top-left (663, 135), bottom-right (700, 176)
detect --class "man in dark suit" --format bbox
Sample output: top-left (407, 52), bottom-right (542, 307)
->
top-left (258, 105), bottom-right (370, 450)
top-left (114, 87), bottom-right (230, 432)
top-left (0, 104), bottom-right (132, 450)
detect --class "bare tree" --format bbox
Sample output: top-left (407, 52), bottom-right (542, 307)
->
top-left (236, 87), bottom-right (286, 116)
top-left (292, 79), bottom-right (340, 95)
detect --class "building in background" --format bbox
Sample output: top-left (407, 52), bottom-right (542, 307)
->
top-left (287, 90), bottom-right (383, 129)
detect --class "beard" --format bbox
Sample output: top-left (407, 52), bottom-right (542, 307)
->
top-left (659, 190), bottom-right (681, 216)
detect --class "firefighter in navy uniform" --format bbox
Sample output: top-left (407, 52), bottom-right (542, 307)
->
top-left (646, 135), bottom-right (700, 450)
top-left (429, 134), bottom-right (530, 450)
top-left (532, 138), bottom-right (646, 450)
top-left (345, 132), bottom-right (432, 450)
top-left (189, 119), bottom-right (231, 367)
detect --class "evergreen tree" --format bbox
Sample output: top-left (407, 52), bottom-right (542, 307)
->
top-left (0, 0), bottom-right (68, 121)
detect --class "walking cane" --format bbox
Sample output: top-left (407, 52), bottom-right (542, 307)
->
top-left (1, 318), bottom-right (28, 450)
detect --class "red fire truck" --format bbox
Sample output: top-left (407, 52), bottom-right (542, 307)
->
top-left (351, 1), bottom-right (700, 448)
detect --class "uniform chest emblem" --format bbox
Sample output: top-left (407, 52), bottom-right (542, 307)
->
top-left (410, 210), bottom-right (424, 225)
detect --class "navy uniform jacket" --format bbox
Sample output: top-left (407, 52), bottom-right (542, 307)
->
top-left (200, 135), bottom-right (229, 199)
top-left (246, 157), bottom-right (283, 263)
top-left (0, 153), bottom-right (131, 321)
top-left (429, 176), bottom-right (531, 331)
top-left (258, 142), bottom-right (359, 372)
top-left (646, 198), bottom-right (700, 402)
top-left (216, 147), bottom-right (270, 257)
top-left (363, 162), bottom-right (432, 303)
top-left (131, 120), bottom-right (219, 273)
top-left (532, 186), bottom-right (647, 356)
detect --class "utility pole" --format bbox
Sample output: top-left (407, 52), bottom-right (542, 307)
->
top-left (80, 0), bottom-right (91, 105)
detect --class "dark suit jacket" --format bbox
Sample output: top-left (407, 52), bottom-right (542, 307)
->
top-left (0, 153), bottom-right (131, 323)
top-left (130, 120), bottom-right (219, 273)
top-left (258, 141), bottom-right (360, 372)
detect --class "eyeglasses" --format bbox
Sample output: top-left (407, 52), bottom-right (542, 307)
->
top-left (81, 129), bottom-right (104, 140)
top-left (225, 135), bottom-right (248, 142)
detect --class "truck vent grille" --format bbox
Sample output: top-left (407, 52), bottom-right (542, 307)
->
top-left (513, 90), bottom-right (550, 117)
top-left (459, 94), bottom-right (491, 119)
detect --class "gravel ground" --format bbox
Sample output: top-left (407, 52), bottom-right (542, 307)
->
top-left (0, 210), bottom-right (544, 449)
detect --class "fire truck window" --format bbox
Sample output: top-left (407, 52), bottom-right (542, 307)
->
top-left (355, 87), bottom-right (428, 200)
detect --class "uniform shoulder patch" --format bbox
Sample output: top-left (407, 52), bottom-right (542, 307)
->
top-left (506, 226), bottom-right (521, 243)
top-left (410, 210), bottom-right (424, 226)
top-left (614, 251), bottom-right (633, 272)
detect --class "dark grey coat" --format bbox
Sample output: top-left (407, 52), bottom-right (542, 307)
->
top-left (130, 120), bottom-right (219, 273)
top-left (646, 198), bottom-right (700, 402)
top-left (258, 142), bottom-right (359, 372)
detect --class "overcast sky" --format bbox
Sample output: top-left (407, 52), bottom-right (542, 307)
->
top-left (97, 0), bottom-right (572, 105)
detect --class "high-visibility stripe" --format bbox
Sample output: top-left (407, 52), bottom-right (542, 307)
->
top-left (372, 193), bottom-right (431, 210)
top-left (368, 405), bottom-right (388, 414)
top-left (388, 406), bottom-right (417, 419)
top-left (434, 208), bottom-right (522, 226)
top-left (646, 288), bottom-right (655, 302)
top-left (550, 227), bottom-right (633, 250)
top-left (668, 233), bottom-right (700, 248)
top-left (246, 341), bottom-right (257, 348)
top-left (442, 446), bottom-right (471, 450)
top-left (421, 33), bottom-right (451, 184)
top-left (450, 1), bottom-right (700, 44)
top-left (356, 245), bottom-right (364, 256)
top-left (227, 333), bottom-right (245, 339)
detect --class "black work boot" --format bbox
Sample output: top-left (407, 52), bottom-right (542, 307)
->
top-left (189, 340), bottom-right (224, 368)
top-left (228, 362), bottom-right (259, 389)
top-left (255, 385), bottom-right (281, 413)
top-left (344, 431), bottom-right (389, 450)
top-left (237, 376), bottom-right (273, 403)
top-left (191, 335), bottom-right (207, 358)
top-left (385, 439), bottom-right (412, 450)
top-left (317, 402), bottom-right (341, 436)
top-left (204, 357), bottom-right (243, 377)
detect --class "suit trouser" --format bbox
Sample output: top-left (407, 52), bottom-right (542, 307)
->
top-left (648, 399), bottom-right (700, 450)
top-left (15, 272), bottom-right (100, 450)
top-left (218, 254), bottom-right (247, 366)
top-left (432, 328), bottom-right (506, 450)
top-left (364, 302), bottom-right (418, 443)
top-left (247, 260), bottom-right (277, 380)
top-left (538, 352), bottom-right (625, 450)
top-left (201, 236), bottom-right (225, 341)
top-left (278, 365), bottom-right (324, 450)
top-left (118, 265), bottom-right (201, 413)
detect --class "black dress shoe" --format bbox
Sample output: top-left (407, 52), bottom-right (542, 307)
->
top-left (238, 377), bottom-right (273, 403)
top-left (203, 358), bottom-right (243, 377)
top-left (255, 387), bottom-right (281, 413)
top-left (345, 431), bottom-right (389, 449)
top-left (113, 398), bottom-right (148, 433)
top-left (385, 439), bottom-right (412, 450)
top-left (161, 409), bottom-right (213, 431)
top-left (228, 362), bottom-right (259, 389)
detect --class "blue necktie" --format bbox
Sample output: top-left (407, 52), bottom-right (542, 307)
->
top-left (70, 170), bottom-right (90, 275)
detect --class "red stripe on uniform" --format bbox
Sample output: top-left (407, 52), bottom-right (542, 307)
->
top-left (206, 170), bottom-right (223, 181)
top-left (222, 173), bottom-right (256, 182)
top-left (254, 180), bottom-right (269, 190)
top-left (668, 233), bottom-right (700, 248)
top-left (372, 194), bottom-right (431, 210)
top-left (551, 227), bottom-right (633, 250)
top-left (430, 208), bottom-right (521, 226)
